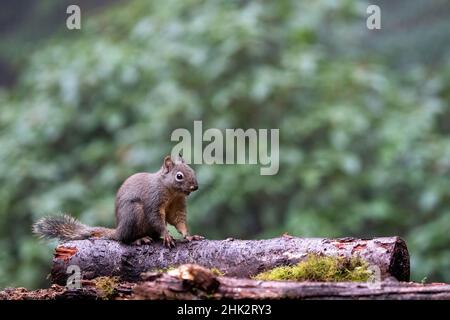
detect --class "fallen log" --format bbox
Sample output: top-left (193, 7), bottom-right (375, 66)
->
top-left (133, 264), bottom-right (449, 300)
top-left (0, 281), bottom-right (135, 300)
top-left (50, 236), bottom-right (409, 285)
top-left (3, 264), bottom-right (449, 300)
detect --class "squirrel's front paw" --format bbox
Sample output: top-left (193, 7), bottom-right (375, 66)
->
top-left (162, 232), bottom-right (175, 248)
top-left (185, 234), bottom-right (205, 241)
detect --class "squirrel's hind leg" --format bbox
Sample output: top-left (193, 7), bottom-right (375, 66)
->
top-left (115, 201), bottom-right (145, 244)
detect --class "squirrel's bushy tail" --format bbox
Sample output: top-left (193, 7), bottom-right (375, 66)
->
top-left (33, 214), bottom-right (115, 241)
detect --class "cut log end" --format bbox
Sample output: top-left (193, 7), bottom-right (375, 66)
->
top-left (389, 237), bottom-right (410, 282)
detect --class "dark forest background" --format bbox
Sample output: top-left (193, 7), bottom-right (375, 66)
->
top-left (0, 0), bottom-right (450, 288)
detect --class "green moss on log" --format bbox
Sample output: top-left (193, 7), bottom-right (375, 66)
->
top-left (93, 276), bottom-right (120, 299)
top-left (253, 254), bottom-right (373, 282)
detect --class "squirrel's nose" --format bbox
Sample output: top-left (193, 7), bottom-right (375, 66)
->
top-left (190, 185), bottom-right (198, 191)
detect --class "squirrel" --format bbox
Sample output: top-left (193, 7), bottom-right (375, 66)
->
top-left (33, 155), bottom-right (203, 247)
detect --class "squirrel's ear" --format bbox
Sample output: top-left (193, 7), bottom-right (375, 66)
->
top-left (163, 155), bottom-right (174, 173)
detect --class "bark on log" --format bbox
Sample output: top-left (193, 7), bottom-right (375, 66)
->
top-left (50, 236), bottom-right (409, 285)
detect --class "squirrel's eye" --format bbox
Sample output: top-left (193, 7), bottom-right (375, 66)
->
top-left (175, 172), bottom-right (184, 181)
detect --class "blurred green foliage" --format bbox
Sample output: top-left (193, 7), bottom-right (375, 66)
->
top-left (0, 0), bottom-right (450, 288)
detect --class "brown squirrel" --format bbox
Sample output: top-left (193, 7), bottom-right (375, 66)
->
top-left (33, 155), bottom-right (203, 247)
